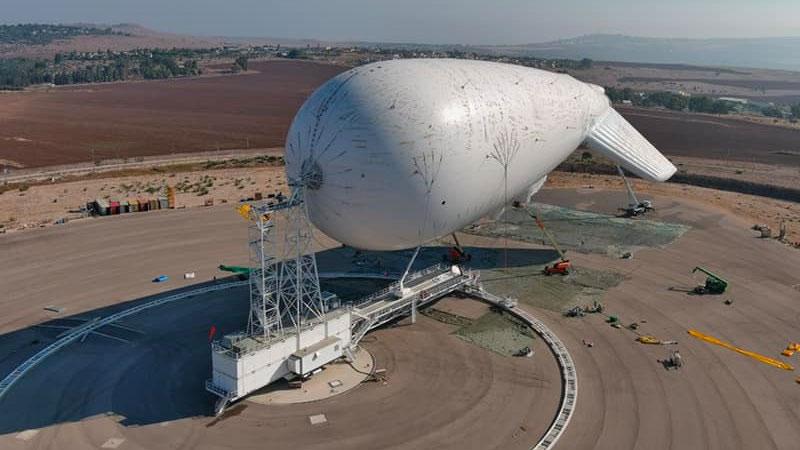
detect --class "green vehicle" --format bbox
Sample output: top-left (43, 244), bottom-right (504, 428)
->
top-left (218, 265), bottom-right (253, 280)
top-left (692, 266), bottom-right (728, 295)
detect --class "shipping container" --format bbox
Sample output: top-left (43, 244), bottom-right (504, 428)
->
top-left (109, 201), bottom-right (120, 215)
top-left (159, 197), bottom-right (169, 209)
top-left (120, 201), bottom-right (129, 214)
top-left (128, 199), bottom-right (139, 212)
top-left (138, 198), bottom-right (149, 212)
top-left (95, 199), bottom-right (110, 216)
top-left (149, 199), bottom-right (159, 210)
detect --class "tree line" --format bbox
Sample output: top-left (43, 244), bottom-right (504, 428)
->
top-left (0, 52), bottom-right (200, 89)
top-left (605, 86), bottom-right (737, 114)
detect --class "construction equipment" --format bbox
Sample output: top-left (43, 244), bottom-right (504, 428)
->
top-left (218, 264), bottom-right (252, 280)
top-left (752, 224), bottom-right (772, 238)
top-left (564, 306), bottom-right (585, 318)
top-left (691, 266), bottom-right (728, 295)
top-left (528, 209), bottom-right (571, 275)
top-left (564, 301), bottom-right (604, 317)
top-left (499, 296), bottom-right (518, 309)
top-left (662, 350), bottom-right (683, 370)
top-left (514, 346), bottom-right (534, 357)
top-left (637, 335), bottom-right (678, 345)
top-left (444, 233), bottom-right (471, 264)
top-left (368, 368), bottom-right (388, 383)
top-left (617, 166), bottom-right (654, 217)
top-left (688, 329), bottom-right (794, 371)
top-left (167, 186), bottom-right (176, 209)
top-left (237, 204), bottom-right (253, 220)
top-left (781, 343), bottom-right (800, 357)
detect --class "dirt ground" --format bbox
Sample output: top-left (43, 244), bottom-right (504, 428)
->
top-left (0, 165), bottom-right (286, 230)
top-left (6, 166), bottom-right (796, 249)
top-left (530, 188), bottom-right (800, 450)
top-left (1, 187), bottom-right (800, 449)
top-left (0, 250), bottom-right (560, 450)
top-left (3, 59), bottom-right (800, 172)
top-left (0, 60), bottom-right (346, 168)
top-left (546, 171), bottom-right (800, 244)
top-left (617, 106), bottom-right (800, 167)
top-left (573, 62), bottom-right (800, 106)
top-left (669, 155), bottom-right (800, 190)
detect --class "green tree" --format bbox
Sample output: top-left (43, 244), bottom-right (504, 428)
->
top-left (791, 103), bottom-right (800, 119)
top-left (762, 105), bottom-right (784, 118)
top-left (234, 55), bottom-right (248, 71)
top-left (688, 96), bottom-right (714, 113)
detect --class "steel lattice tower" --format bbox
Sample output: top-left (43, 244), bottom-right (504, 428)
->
top-left (246, 187), bottom-right (324, 340)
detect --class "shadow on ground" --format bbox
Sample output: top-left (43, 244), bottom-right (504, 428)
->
top-left (0, 245), bottom-right (559, 436)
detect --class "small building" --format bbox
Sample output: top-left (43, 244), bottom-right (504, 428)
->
top-left (138, 198), bottom-right (149, 212)
top-left (149, 199), bottom-right (159, 210)
top-left (719, 97), bottom-right (749, 105)
top-left (158, 197), bottom-right (169, 209)
top-left (94, 198), bottom-right (109, 216)
top-left (128, 198), bottom-right (139, 212)
top-left (120, 200), bottom-right (129, 214)
top-left (109, 201), bottom-right (120, 215)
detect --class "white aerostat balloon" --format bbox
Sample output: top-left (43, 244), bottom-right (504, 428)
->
top-left (285, 59), bottom-right (675, 251)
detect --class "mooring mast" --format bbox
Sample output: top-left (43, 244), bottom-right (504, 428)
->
top-left (246, 186), bottom-right (325, 340)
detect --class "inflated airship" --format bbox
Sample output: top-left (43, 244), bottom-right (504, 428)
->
top-left (285, 59), bottom-right (675, 251)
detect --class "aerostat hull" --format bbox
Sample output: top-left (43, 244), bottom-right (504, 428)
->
top-left (286, 59), bottom-right (675, 251)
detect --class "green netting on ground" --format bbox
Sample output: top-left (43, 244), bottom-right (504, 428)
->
top-left (466, 203), bottom-right (689, 257)
top-left (454, 311), bottom-right (535, 357)
top-left (480, 265), bottom-right (625, 312)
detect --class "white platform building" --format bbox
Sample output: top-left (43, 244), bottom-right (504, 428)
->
top-left (206, 189), bottom-right (477, 410)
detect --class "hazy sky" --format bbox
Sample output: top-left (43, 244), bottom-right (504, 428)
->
top-left (2, 0), bottom-right (799, 44)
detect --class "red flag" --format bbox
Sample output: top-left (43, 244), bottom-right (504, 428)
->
top-left (208, 325), bottom-right (217, 342)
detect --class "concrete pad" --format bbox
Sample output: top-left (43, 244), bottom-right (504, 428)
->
top-left (247, 347), bottom-right (373, 405)
top-left (101, 437), bottom-right (125, 448)
top-left (15, 429), bottom-right (39, 440)
top-left (308, 414), bottom-right (327, 425)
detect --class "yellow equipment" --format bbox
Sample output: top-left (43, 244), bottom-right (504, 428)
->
top-left (637, 336), bottom-right (661, 345)
top-left (237, 204), bottom-right (253, 221)
top-left (637, 335), bottom-right (678, 345)
top-left (688, 329), bottom-right (794, 371)
top-left (167, 186), bottom-right (176, 208)
top-left (781, 343), bottom-right (800, 357)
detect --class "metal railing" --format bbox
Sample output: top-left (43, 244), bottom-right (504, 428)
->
top-left (205, 378), bottom-right (235, 399)
top-left (463, 286), bottom-right (577, 450)
top-left (0, 280), bottom-right (248, 402)
top-left (353, 263), bottom-right (451, 307)
top-left (350, 267), bottom-right (474, 346)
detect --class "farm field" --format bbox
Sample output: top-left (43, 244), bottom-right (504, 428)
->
top-left (3, 60), bottom-right (800, 171)
top-left (0, 60), bottom-right (346, 168)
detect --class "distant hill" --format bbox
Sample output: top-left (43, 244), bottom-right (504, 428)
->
top-left (0, 23), bottom-right (228, 59)
top-left (481, 34), bottom-right (800, 71)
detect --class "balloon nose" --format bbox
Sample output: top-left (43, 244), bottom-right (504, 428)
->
top-left (297, 158), bottom-right (323, 190)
